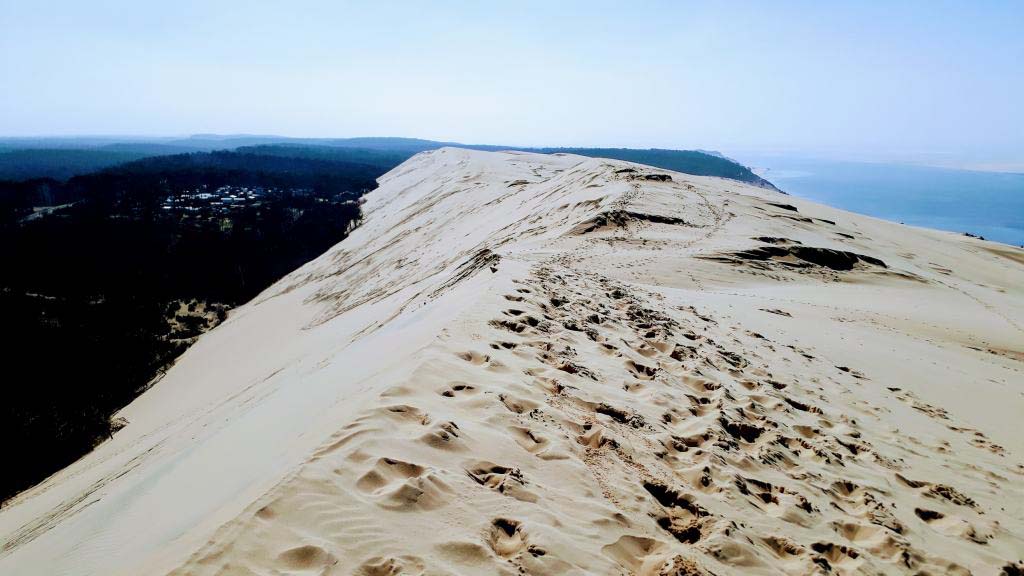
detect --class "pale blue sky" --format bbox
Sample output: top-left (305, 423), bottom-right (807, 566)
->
top-left (2, 1), bottom-right (1022, 163)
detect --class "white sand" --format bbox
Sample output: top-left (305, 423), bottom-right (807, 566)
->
top-left (1, 148), bottom-right (1021, 575)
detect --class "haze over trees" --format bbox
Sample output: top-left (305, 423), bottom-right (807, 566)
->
top-left (0, 136), bottom-right (773, 187)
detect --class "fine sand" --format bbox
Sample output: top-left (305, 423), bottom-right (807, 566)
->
top-left (1, 148), bottom-right (1022, 575)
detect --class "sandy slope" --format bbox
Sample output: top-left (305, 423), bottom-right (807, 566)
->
top-left (1, 148), bottom-right (1022, 575)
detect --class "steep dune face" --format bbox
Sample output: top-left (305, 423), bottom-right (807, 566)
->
top-left (1, 148), bottom-right (1022, 575)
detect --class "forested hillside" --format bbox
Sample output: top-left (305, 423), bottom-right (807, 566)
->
top-left (1, 151), bottom-right (374, 502)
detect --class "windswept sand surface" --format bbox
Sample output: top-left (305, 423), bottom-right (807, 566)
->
top-left (1, 148), bottom-right (1022, 575)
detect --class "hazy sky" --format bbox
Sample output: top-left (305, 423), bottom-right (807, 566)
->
top-left (2, 1), bottom-right (1022, 162)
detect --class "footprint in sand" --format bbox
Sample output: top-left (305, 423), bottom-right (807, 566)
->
top-left (355, 457), bottom-right (453, 511)
top-left (439, 382), bottom-right (477, 397)
top-left (602, 535), bottom-right (706, 576)
top-left (355, 555), bottom-right (426, 576)
top-left (465, 461), bottom-right (536, 502)
top-left (420, 420), bottom-right (466, 451)
top-left (485, 518), bottom-right (528, 558)
top-left (276, 544), bottom-right (337, 573)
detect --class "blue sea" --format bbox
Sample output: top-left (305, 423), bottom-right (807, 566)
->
top-left (734, 156), bottom-right (1024, 246)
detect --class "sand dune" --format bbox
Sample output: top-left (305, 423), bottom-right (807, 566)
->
top-left (1, 148), bottom-right (1022, 575)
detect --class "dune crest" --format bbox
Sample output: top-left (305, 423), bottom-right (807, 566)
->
top-left (1, 148), bottom-right (1022, 575)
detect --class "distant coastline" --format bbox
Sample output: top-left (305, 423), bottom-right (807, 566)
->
top-left (741, 155), bottom-right (1024, 246)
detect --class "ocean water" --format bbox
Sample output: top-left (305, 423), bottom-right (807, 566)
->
top-left (735, 156), bottom-right (1024, 246)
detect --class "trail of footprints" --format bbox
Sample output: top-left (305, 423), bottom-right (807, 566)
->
top-left (173, 266), bottom-right (1022, 575)
top-left (477, 270), bottom-right (1020, 574)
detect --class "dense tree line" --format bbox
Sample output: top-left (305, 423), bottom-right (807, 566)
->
top-left (1, 137), bottom-right (773, 188)
top-left (233, 143), bottom-right (776, 189)
top-left (1, 151), bottom-right (375, 503)
top-left (0, 149), bottom-right (152, 181)
top-left (528, 148), bottom-right (777, 188)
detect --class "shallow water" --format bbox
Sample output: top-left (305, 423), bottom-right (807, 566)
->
top-left (736, 156), bottom-right (1024, 246)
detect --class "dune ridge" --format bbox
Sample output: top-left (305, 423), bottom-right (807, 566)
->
top-left (1, 148), bottom-right (1022, 575)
